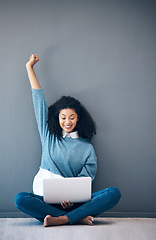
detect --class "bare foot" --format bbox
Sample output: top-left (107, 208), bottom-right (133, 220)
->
top-left (78, 216), bottom-right (94, 225)
top-left (44, 215), bottom-right (69, 227)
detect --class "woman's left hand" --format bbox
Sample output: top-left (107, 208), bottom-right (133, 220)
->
top-left (61, 200), bottom-right (73, 209)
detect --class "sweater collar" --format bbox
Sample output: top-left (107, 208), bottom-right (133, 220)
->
top-left (62, 130), bottom-right (79, 139)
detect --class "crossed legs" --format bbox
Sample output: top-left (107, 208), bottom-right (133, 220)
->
top-left (15, 187), bottom-right (121, 226)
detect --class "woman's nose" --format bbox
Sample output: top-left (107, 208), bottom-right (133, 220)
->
top-left (65, 118), bottom-right (71, 124)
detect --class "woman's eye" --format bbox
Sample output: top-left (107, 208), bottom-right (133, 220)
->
top-left (70, 118), bottom-right (75, 120)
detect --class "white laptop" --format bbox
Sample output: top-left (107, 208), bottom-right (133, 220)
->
top-left (43, 177), bottom-right (92, 204)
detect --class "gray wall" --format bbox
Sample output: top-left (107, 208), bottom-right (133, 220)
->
top-left (0, 0), bottom-right (156, 217)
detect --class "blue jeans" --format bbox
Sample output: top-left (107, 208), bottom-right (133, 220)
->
top-left (14, 187), bottom-right (121, 224)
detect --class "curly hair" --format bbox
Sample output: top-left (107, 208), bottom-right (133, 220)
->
top-left (47, 96), bottom-right (96, 141)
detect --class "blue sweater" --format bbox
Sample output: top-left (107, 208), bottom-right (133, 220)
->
top-left (32, 89), bottom-right (97, 180)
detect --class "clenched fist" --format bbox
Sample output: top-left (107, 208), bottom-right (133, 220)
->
top-left (26, 54), bottom-right (39, 68)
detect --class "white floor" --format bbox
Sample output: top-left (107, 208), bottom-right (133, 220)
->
top-left (0, 217), bottom-right (156, 240)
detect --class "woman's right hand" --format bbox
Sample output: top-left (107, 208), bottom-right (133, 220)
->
top-left (26, 54), bottom-right (39, 68)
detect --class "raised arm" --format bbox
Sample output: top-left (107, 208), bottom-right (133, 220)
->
top-left (26, 54), bottom-right (49, 141)
top-left (26, 54), bottom-right (41, 89)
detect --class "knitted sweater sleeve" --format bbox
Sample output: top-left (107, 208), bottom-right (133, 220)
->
top-left (78, 145), bottom-right (97, 181)
top-left (32, 88), bottom-right (49, 142)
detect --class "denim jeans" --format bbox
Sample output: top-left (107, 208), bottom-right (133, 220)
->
top-left (14, 187), bottom-right (121, 224)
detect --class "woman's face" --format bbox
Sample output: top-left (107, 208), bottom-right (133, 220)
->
top-left (59, 108), bottom-right (78, 133)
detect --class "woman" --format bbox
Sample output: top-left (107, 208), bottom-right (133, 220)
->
top-left (15, 54), bottom-right (121, 227)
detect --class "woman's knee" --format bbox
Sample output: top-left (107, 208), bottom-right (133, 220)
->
top-left (14, 192), bottom-right (30, 209)
top-left (107, 187), bottom-right (121, 202)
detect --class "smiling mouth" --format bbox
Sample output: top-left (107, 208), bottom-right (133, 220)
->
top-left (64, 125), bottom-right (72, 129)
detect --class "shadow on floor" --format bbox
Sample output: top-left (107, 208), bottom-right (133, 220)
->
top-left (93, 219), bottom-right (115, 225)
top-left (11, 220), bottom-right (43, 227)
